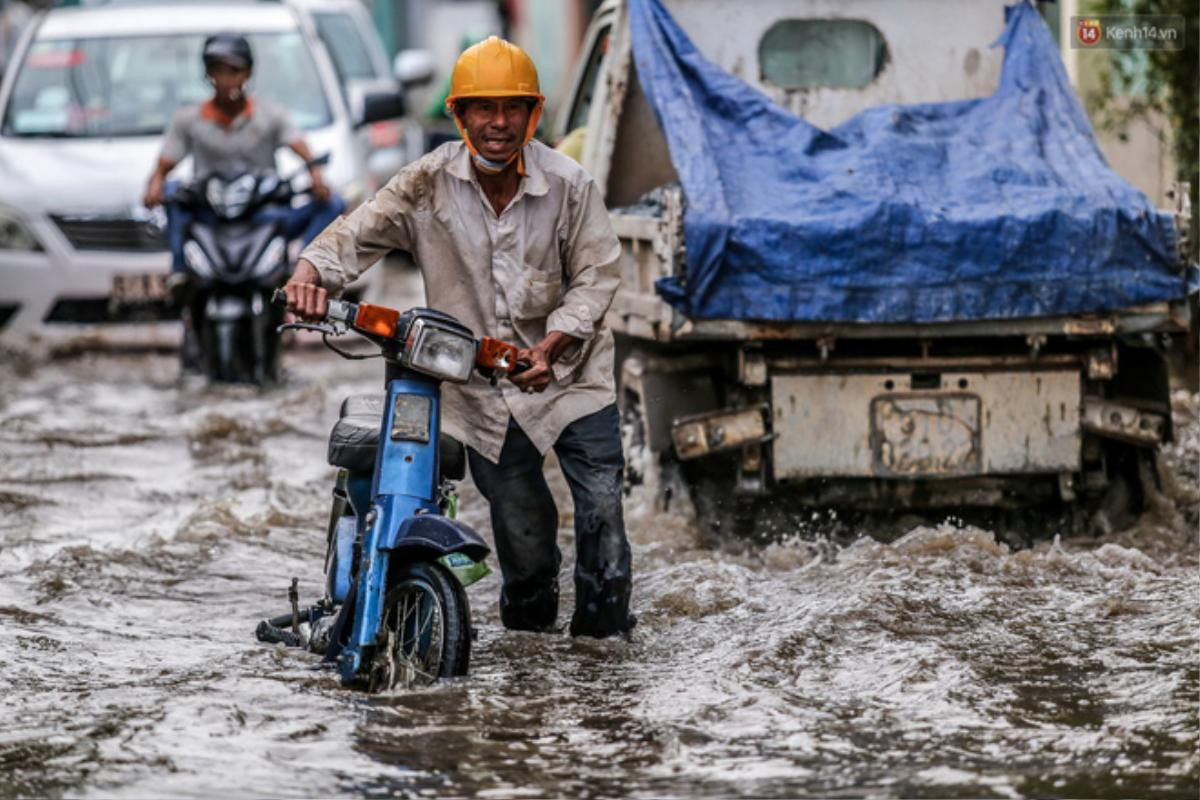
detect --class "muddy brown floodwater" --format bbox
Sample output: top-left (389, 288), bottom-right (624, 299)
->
top-left (0, 317), bottom-right (1197, 799)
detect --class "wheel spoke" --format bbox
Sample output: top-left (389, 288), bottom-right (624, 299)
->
top-left (401, 592), bottom-right (420, 658)
top-left (401, 592), bottom-right (417, 634)
top-left (379, 577), bottom-right (447, 690)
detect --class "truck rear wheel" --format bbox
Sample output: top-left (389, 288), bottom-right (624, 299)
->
top-left (684, 461), bottom-right (766, 543)
top-left (620, 389), bottom-right (681, 514)
top-left (1088, 442), bottom-right (1158, 535)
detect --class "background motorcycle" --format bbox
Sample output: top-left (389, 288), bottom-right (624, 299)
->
top-left (256, 292), bottom-right (528, 691)
top-left (174, 157), bottom-right (328, 384)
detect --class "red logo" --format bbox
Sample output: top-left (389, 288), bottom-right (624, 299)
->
top-left (1076, 18), bottom-right (1103, 46)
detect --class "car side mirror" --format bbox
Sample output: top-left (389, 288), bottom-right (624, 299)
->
top-left (358, 91), bottom-right (406, 127)
top-left (393, 49), bottom-right (434, 88)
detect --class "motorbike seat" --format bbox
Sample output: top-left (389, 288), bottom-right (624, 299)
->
top-left (328, 394), bottom-right (465, 481)
top-left (339, 393), bottom-right (386, 418)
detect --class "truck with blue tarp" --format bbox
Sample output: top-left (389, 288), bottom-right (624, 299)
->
top-left (553, 0), bottom-right (1195, 536)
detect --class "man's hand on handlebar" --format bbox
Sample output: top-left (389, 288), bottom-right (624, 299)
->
top-left (309, 169), bottom-right (332, 203)
top-left (511, 347), bottom-right (551, 393)
top-left (143, 175), bottom-right (165, 208)
top-left (142, 156), bottom-right (175, 209)
top-left (511, 331), bottom-right (576, 394)
top-left (284, 259), bottom-right (328, 322)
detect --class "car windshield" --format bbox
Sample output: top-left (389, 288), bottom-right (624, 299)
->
top-left (312, 11), bottom-right (379, 84)
top-left (2, 30), bottom-right (332, 138)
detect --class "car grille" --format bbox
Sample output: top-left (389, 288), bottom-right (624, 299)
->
top-left (51, 216), bottom-right (166, 252)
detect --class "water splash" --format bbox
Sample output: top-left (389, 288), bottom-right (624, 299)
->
top-left (0, 335), bottom-right (1195, 798)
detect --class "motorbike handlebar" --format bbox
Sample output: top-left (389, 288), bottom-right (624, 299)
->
top-left (274, 288), bottom-right (529, 379)
top-left (172, 160), bottom-right (329, 211)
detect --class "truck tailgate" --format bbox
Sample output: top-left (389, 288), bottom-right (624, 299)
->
top-left (771, 370), bottom-right (1081, 479)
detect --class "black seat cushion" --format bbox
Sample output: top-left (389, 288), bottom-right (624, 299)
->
top-left (328, 395), bottom-right (466, 481)
top-left (328, 414), bottom-right (380, 473)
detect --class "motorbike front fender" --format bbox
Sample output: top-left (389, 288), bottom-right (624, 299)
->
top-left (384, 514), bottom-right (490, 562)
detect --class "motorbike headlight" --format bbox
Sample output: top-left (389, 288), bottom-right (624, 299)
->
top-left (206, 175), bottom-right (255, 219)
top-left (252, 236), bottom-right (287, 278)
top-left (205, 179), bottom-right (224, 214)
top-left (404, 318), bottom-right (476, 383)
top-left (0, 206), bottom-right (43, 252)
top-left (183, 240), bottom-right (213, 279)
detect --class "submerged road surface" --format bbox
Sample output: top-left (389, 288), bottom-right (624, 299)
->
top-left (0, 321), bottom-right (1197, 798)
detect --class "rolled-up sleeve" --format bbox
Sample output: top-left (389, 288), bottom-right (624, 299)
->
top-left (299, 176), bottom-right (415, 295)
top-left (546, 179), bottom-right (621, 343)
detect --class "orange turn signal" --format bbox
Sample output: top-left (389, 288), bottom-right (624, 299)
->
top-left (354, 303), bottom-right (401, 338)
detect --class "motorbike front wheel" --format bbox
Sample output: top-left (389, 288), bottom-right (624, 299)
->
top-left (199, 317), bottom-right (248, 383)
top-left (367, 561), bottom-right (471, 692)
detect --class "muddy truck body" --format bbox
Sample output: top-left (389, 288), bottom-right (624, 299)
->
top-left (553, 0), bottom-right (1194, 535)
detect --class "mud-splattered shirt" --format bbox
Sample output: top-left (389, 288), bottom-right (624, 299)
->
top-left (300, 140), bottom-right (622, 463)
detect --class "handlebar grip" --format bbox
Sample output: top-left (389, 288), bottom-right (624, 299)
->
top-left (271, 288), bottom-right (289, 309)
top-left (511, 359), bottom-right (533, 376)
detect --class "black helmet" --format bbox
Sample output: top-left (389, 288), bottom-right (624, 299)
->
top-left (202, 33), bottom-right (253, 71)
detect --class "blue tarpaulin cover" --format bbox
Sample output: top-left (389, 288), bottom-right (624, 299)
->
top-left (628, 0), bottom-right (1188, 323)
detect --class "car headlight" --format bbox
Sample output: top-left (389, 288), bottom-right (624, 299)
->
top-left (404, 317), bottom-right (476, 383)
top-left (0, 206), bottom-right (43, 252)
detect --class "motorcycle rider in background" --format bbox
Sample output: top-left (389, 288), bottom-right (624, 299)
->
top-left (142, 32), bottom-right (344, 287)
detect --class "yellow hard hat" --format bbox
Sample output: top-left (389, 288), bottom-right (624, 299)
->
top-left (446, 36), bottom-right (545, 175)
top-left (446, 36), bottom-right (544, 105)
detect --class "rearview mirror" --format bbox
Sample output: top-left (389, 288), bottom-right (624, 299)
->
top-left (359, 91), bottom-right (406, 127)
top-left (393, 49), bottom-right (434, 88)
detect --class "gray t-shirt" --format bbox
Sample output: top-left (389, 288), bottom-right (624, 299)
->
top-left (160, 99), bottom-right (301, 176)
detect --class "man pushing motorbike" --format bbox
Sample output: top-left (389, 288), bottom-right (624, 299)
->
top-left (284, 37), bottom-right (634, 639)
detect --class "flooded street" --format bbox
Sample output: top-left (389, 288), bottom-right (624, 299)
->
top-left (1, 316), bottom-right (1197, 799)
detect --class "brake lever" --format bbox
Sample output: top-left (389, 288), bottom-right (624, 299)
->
top-left (277, 321), bottom-right (338, 336)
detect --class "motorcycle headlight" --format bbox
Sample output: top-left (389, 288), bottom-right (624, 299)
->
top-left (183, 240), bottom-right (213, 278)
top-left (252, 236), bottom-right (287, 278)
top-left (206, 175), bottom-right (255, 219)
top-left (205, 179), bottom-right (224, 214)
top-left (404, 318), bottom-right (476, 383)
top-left (0, 206), bottom-right (43, 251)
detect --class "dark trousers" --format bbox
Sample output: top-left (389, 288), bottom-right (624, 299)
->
top-left (467, 404), bottom-right (633, 637)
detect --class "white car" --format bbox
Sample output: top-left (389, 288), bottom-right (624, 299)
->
top-left (0, 0), bottom-right (384, 338)
top-left (289, 0), bottom-right (432, 192)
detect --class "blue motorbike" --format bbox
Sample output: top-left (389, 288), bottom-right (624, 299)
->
top-left (256, 292), bottom-right (526, 691)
